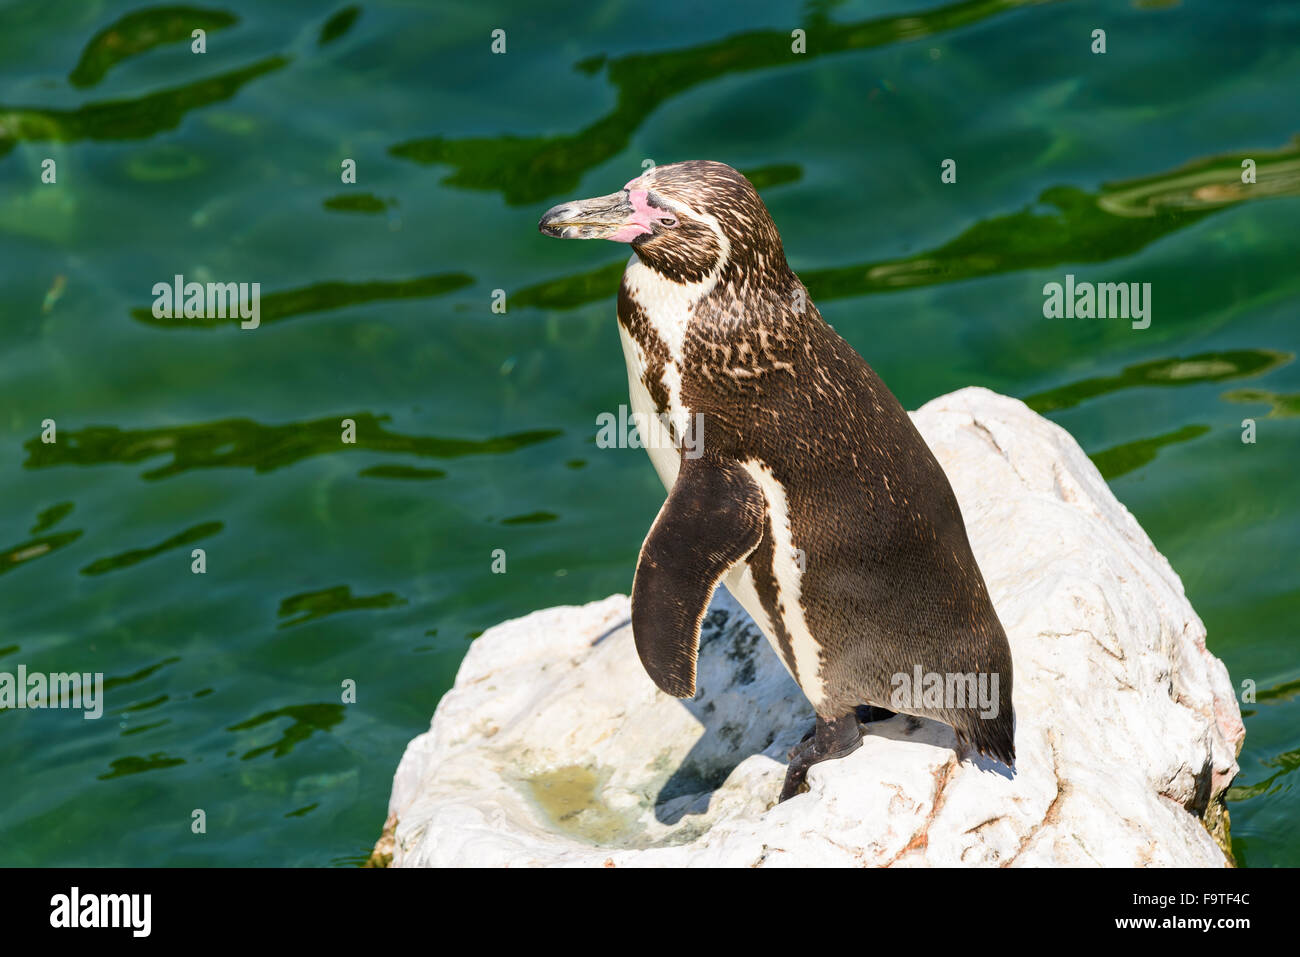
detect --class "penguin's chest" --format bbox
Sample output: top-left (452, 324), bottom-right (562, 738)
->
top-left (616, 271), bottom-right (827, 709)
top-left (616, 323), bottom-right (684, 489)
top-left (616, 262), bottom-right (696, 490)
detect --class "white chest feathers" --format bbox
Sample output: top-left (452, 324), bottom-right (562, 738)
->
top-left (617, 260), bottom-right (826, 710)
top-left (617, 256), bottom-right (715, 491)
top-left (617, 322), bottom-right (681, 491)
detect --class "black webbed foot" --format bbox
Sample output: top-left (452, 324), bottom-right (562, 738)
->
top-left (779, 711), bottom-right (862, 802)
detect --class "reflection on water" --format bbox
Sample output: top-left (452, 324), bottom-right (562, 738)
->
top-left (1099, 136), bottom-right (1300, 216)
top-left (323, 192), bottom-right (393, 214)
top-left (0, 56), bottom-right (289, 158)
top-left (227, 703), bottom-right (346, 760)
top-left (1256, 676), bottom-right (1300, 704)
top-left (277, 585), bottom-right (407, 629)
top-left (0, 656), bottom-right (180, 717)
top-left (1229, 744), bottom-right (1300, 803)
top-left (1222, 389), bottom-right (1300, 418)
top-left (357, 464), bottom-right (446, 480)
top-left (102, 656), bottom-right (182, 694)
top-left (126, 144), bottom-right (207, 182)
top-left (318, 5), bottom-right (361, 46)
top-left (122, 695), bottom-right (169, 713)
top-left (0, 530), bottom-right (82, 576)
top-left (1089, 424), bottom-right (1211, 480)
top-left (390, 0), bottom-right (1050, 203)
top-left (122, 719), bottom-right (170, 737)
top-left (499, 511), bottom-right (557, 526)
top-left (30, 502), bottom-right (74, 534)
top-left (80, 521), bottom-right (223, 576)
top-left (99, 752), bottom-right (186, 780)
top-left (23, 415), bottom-right (561, 479)
top-left (822, 137), bottom-right (1300, 295)
top-left (1025, 350), bottom-right (1292, 413)
top-left (130, 273), bottom-right (473, 329)
top-left (514, 262), bottom-right (626, 313)
top-left (732, 163), bottom-right (802, 191)
top-left (68, 6), bottom-right (240, 89)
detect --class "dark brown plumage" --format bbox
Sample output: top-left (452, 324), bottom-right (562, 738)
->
top-left (540, 160), bottom-right (1015, 799)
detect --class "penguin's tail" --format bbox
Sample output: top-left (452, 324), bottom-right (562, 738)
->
top-left (954, 708), bottom-right (1016, 769)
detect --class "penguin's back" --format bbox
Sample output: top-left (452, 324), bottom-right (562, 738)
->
top-left (680, 308), bottom-right (1014, 760)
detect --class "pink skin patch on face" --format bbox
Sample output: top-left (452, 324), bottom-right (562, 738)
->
top-left (605, 187), bottom-right (668, 243)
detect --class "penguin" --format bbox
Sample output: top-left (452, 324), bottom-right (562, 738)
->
top-left (539, 160), bottom-right (1014, 801)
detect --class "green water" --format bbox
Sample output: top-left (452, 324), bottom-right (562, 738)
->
top-left (1, 0), bottom-right (1296, 866)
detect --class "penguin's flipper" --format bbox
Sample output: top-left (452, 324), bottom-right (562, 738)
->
top-left (631, 458), bottom-right (766, 698)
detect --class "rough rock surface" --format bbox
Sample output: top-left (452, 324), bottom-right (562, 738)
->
top-left (380, 388), bottom-right (1244, 867)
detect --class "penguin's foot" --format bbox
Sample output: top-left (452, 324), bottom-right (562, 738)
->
top-left (778, 711), bottom-right (862, 802)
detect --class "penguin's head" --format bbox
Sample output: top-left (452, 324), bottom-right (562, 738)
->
top-left (538, 160), bottom-right (786, 283)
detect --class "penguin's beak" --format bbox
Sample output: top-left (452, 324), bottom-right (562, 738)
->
top-left (538, 190), bottom-right (652, 243)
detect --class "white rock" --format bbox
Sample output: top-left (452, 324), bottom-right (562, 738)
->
top-left (381, 387), bottom-right (1243, 867)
